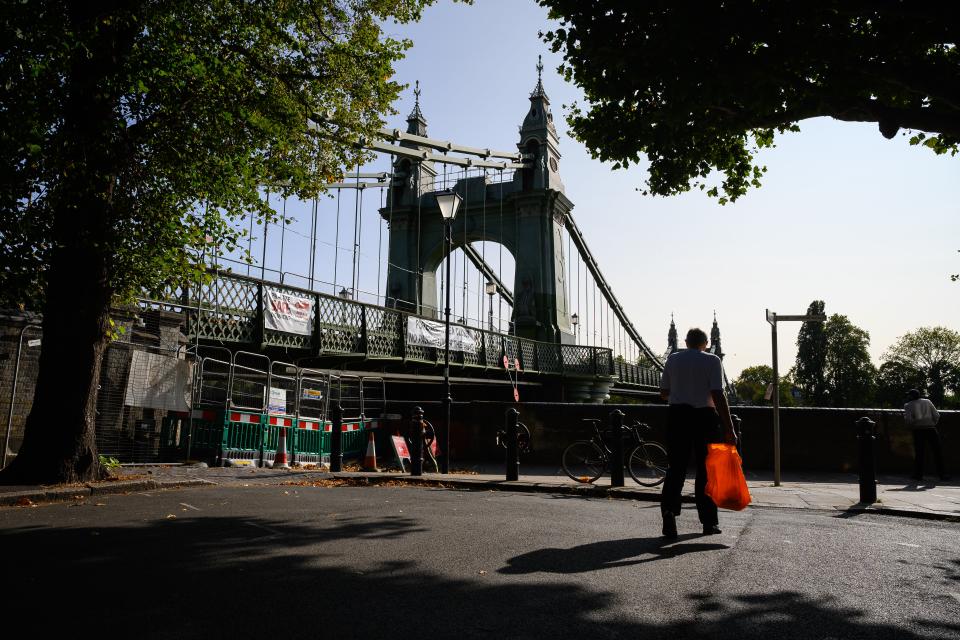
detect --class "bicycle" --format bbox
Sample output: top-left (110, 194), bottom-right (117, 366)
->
top-left (496, 421), bottom-right (533, 454)
top-left (562, 419), bottom-right (669, 486)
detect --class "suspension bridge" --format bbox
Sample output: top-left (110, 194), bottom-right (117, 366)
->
top-left (140, 65), bottom-right (663, 404)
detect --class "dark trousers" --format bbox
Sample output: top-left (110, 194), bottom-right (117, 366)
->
top-left (913, 428), bottom-right (945, 478)
top-left (661, 405), bottom-right (719, 526)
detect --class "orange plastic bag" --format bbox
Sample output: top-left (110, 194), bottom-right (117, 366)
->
top-left (704, 443), bottom-right (752, 511)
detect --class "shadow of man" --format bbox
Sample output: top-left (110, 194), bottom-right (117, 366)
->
top-left (499, 534), bottom-right (729, 574)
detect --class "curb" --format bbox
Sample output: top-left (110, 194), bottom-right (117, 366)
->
top-left (0, 478), bottom-right (216, 508)
top-left (329, 473), bottom-right (960, 523)
top-left (3, 471), bottom-right (956, 523)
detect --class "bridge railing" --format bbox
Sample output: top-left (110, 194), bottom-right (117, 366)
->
top-left (140, 271), bottom-right (658, 385)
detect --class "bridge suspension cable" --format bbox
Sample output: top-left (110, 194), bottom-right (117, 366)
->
top-left (564, 211), bottom-right (662, 366)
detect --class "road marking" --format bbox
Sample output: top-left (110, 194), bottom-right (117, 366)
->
top-left (895, 543), bottom-right (920, 548)
top-left (179, 503), bottom-right (200, 511)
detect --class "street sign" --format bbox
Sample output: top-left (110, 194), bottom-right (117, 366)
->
top-left (27, 339), bottom-right (41, 347)
top-left (391, 436), bottom-right (410, 471)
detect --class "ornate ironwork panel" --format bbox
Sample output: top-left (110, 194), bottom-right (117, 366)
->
top-left (462, 328), bottom-right (484, 367)
top-left (503, 336), bottom-right (521, 369)
top-left (536, 343), bottom-right (561, 374)
top-left (484, 332), bottom-right (504, 368)
top-left (595, 349), bottom-right (614, 376)
top-left (316, 295), bottom-right (363, 354)
top-left (518, 339), bottom-right (537, 373)
top-left (560, 345), bottom-right (594, 375)
top-left (191, 276), bottom-right (259, 344)
top-left (364, 307), bottom-right (403, 358)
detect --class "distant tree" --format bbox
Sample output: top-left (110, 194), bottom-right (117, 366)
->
top-left (881, 327), bottom-right (960, 406)
top-left (538, 2), bottom-right (960, 203)
top-left (794, 301), bottom-right (828, 406)
top-left (822, 315), bottom-right (876, 407)
top-left (875, 361), bottom-right (927, 409)
top-left (733, 365), bottom-right (795, 407)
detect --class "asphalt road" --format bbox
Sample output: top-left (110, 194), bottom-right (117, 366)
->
top-left (2, 482), bottom-right (958, 639)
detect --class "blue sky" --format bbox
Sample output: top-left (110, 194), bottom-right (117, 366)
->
top-left (241, 0), bottom-right (959, 379)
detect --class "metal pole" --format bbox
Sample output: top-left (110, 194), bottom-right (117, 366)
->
top-left (411, 406), bottom-right (424, 477)
top-left (610, 409), bottom-right (625, 487)
top-left (442, 218), bottom-right (453, 474)
top-left (330, 399), bottom-right (343, 473)
top-left (3, 324), bottom-right (38, 469)
top-left (488, 292), bottom-right (494, 332)
top-left (856, 416), bottom-right (877, 503)
top-left (505, 408), bottom-right (519, 481)
top-left (771, 319), bottom-right (781, 486)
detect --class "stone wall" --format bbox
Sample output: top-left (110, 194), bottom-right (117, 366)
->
top-left (382, 400), bottom-right (959, 475)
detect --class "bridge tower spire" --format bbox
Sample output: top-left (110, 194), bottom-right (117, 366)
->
top-left (667, 313), bottom-right (678, 354)
top-left (518, 55), bottom-right (564, 193)
top-left (710, 311), bottom-right (724, 359)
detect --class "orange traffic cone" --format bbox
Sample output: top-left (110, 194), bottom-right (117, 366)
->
top-left (362, 431), bottom-right (379, 472)
top-left (273, 427), bottom-right (290, 469)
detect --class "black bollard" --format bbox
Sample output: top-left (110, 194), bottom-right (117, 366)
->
top-left (610, 409), bottom-right (625, 487)
top-left (505, 408), bottom-right (520, 481)
top-left (330, 401), bottom-right (343, 473)
top-left (856, 416), bottom-right (877, 504)
top-left (732, 414), bottom-right (743, 456)
top-left (410, 406), bottom-right (424, 477)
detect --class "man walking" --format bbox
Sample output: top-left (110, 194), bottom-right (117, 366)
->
top-left (904, 389), bottom-right (946, 481)
top-left (659, 328), bottom-right (736, 539)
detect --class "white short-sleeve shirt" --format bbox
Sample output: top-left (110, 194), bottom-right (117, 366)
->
top-left (660, 349), bottom-right (724, 408)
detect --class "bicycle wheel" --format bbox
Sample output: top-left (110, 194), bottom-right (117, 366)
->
top-left (562, 441), bottom-right (606, 483)
top-left (628, 441), bottom-right (669, 487)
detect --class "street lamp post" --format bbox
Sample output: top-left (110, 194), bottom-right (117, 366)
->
top-left (485, 281), bottom-right (496, 332)
top-left (571, 313), bottom-right (579, 344)
top-left (766, 309), bottom-right (827, 486)
top-left (338, 287), bottom-right (351, 323)
top-left (436, 190), bottom-right (462, 475)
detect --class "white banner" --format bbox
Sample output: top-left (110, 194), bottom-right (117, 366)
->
top-left (406, 317), bottom-right (479, 354)
top-left (264, 287), bottom-right (314, 335)
top-left (123, 351), bottom-right (193, 412)
top-left (268, 387), bottom-right (288, 415)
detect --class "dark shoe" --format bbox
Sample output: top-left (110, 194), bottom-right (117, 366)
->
top-left (702, 525), bottom-right (722, 535)
top-left (662, 512), bottom-right (677, 539)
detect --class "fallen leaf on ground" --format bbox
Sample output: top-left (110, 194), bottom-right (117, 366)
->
top-left (478, 570), bottom-right (487, 576)
top-left (165, 514), bottom-right (177, 519)
top-left (16, 497), bottom-right (34, 507)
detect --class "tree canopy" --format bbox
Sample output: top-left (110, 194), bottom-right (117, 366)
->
top-left (2, 0), bottom-right (430, 309)
top-left (794, 301), bottom-right (828, 406)
top-left (793, 303), bottom-right (875, 407)
top-left (822, 314), bottom-right (876, 408)
top-left (0, 0), bottom-right (434, 484)
top-left (733, 364), bottom-right (795, 407)
top-left (539, 1), bottom-right (960, 202)
top-left (882, 326), bottom-right (960, 406)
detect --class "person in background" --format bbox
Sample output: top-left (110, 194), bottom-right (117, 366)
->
top-left (659, 328), bottom-right (736, 539)
top-left (904, 388), bottom-right (947, 481)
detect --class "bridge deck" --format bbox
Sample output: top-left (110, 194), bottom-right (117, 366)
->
top-left (139, 271), bottom-right (660, 389)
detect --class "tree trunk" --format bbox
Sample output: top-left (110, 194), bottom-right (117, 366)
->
top-left (0, 1), bottom-right (133, 485)
top-left (0, 250), bottom-right (112, 485)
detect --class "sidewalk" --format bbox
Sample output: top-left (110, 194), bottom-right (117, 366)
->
top-left (1, 462), bottom-right (958, 521)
